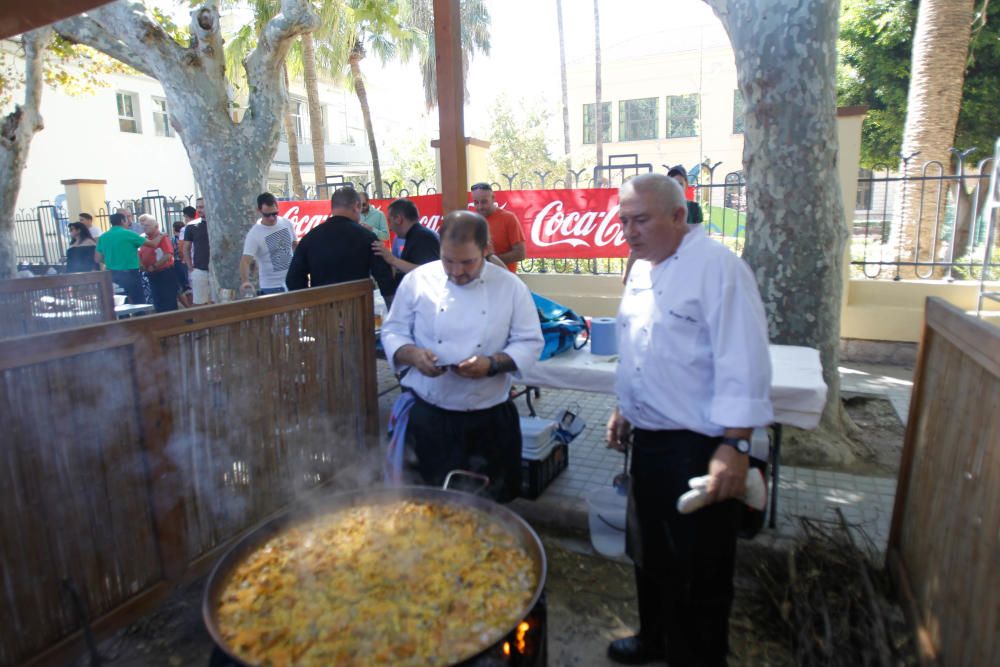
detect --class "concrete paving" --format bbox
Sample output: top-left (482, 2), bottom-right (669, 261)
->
top-left (375, 360), bottom-right (913, 556)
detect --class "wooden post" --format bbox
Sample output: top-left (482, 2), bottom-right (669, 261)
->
top-left (433, 0), bottom-right (468, 214)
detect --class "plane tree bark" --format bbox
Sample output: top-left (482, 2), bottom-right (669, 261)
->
top-left (704, 0), bottom-right (868, 464)
top-left (54, 0), bottom-right (318, 292)
top-left (0, 27), bottom-right (52, 279)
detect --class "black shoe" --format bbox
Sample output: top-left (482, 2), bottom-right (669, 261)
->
top-left (607, 635), bottom-right (666, 665)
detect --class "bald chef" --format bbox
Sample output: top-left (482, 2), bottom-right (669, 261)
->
top-left (381, 210), bottom-right (544, 501)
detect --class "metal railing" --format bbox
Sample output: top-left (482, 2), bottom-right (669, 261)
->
top-left (17, 146), bottom-right (999, 282)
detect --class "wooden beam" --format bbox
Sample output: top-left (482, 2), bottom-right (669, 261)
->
top-left (433, 0), bottom-right (468, 214)
top-left (0, 0), bottom-right (113, 39)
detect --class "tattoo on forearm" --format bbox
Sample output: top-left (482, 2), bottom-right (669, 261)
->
top-left (494, 353), bottom-right (517, 374)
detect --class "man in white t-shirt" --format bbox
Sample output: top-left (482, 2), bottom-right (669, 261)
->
top-left (239, 192), bottom-right (297, 295)
top-left (79, 213), bottom-right (102, 239)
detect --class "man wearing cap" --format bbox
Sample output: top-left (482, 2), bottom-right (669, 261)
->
top-left (471, 182), bottom-right (526, 272)
top-left (380, 210), bottom-right (543, 502)
top-left (606, 173), bottom-right (772, 666)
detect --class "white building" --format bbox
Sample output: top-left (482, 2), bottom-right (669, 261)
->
top-left (565, 20), bottom-right (746, 185)
top-left (6, 42), bottom-right (424, 211)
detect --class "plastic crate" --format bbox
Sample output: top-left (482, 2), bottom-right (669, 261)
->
top-left (520, 443), bottom-right (568, 500)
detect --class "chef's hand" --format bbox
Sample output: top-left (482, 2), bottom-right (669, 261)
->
top-left (606, 407), bottom-right (631, 452)
top-left (371, 241), bottom-right (395, 265)
top-left (395, 345), bottom-right (446, 377)
top-left (454, 355), bottom-right (491, 379)
top-left (706, 445), bottom-right (749, 503)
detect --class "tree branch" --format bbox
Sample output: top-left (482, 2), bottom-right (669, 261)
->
top-left (53, 12), bottom-right (155, 76)
top-left (1, 27), bottom-right (51, 148)
top-left (243, 0), bottom-right (318, 145)
top-left (54, 1), bottom-right (186, 80)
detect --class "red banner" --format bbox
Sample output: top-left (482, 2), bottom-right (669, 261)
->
top-left (278, 188), bottom-right (628, 259)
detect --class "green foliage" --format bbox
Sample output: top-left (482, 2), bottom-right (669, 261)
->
top-left (487, 94), bottom-right (558, 186)
top-left (838, 0), bottom-right (1000, 168)
top-left (382, 131), bottom-right (437, 191)
top-left (1, 34), bottom-right (130, 112)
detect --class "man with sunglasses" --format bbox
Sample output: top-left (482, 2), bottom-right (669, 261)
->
top-left (240, 192), bottom-right (297, 295)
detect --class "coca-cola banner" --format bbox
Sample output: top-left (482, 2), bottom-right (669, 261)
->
top-left (278, 188), bottom-right (628, 259)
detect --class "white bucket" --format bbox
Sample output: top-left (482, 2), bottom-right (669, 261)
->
top-left (586, 487), bottom-right (628, 558)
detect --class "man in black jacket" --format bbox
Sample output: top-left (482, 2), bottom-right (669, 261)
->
top-left (371, 198), bottom-right (440, 291)
top-left (285, 187), bottom-right (396, 299)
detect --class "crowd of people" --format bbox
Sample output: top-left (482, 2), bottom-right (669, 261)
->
top-left (60, 175), bottom-right (771, 666)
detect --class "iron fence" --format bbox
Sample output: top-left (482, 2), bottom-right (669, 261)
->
top-left (15, 192), bottom-right (198, 271)
top-left (852, 150), bottom-right (998, 281)
top-left (16, 149), bottom-right (999, 282)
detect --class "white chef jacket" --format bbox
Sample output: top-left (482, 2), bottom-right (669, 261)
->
top-left (381, 261), bottom-right (544, 411)
top-left (616, 225), bottom-right (773, 435)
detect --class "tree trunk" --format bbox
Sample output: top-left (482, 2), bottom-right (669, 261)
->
top-left (893, 0), bottom-right (974, 278)
top-left (283, 65), bottom-right (305, 198)
top-left (301, 32), bottom-right (327, 191)
top-left (593, 0), bottom-right (603, 176)
top-left (556, 0), bottom-right (572, 187)
top-left (0, 28), bottom-right (51, 279)
top-left (350, 46), bottom-right (383, 198)
top-left (705, 0), bottom-right (863, 464)
top-left (54, 1), bottom-right (318, 293)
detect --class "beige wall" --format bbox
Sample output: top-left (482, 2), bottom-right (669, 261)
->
top-left (521, 273), bottom-right (1000, 343)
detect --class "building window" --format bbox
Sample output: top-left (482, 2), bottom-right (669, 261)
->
top-left (666, 94), bottom-right (699, 138)
top-left (583, 102), bottom-right (611, 144)
top-left (290, 98), bottom-right (304, 141)
top-left (733, 90), bottom-right (745, 134)
top-left (618, 98), bottom-right (658, 141)
top-left (116, 91), bottom-right (140, 133)
top-left (152, 97), bottom-right (173, 137)
top-left (856, 168), bottom-right (874, 210)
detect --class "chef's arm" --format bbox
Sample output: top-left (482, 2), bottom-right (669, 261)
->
top-left (491, 352), bottom-right (518, 373)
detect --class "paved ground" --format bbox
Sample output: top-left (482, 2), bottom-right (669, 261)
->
top-left (376, 360), bottom-right (914, 556)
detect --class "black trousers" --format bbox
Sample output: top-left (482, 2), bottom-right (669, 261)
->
top-left (111, 269), bottom-right (144, 305)
top-left (145, 269), bottom-right (179, 312)
top-left (625, 428), bottom-right (741, 667)
top-left (406, 394), bottom-right (522, 503)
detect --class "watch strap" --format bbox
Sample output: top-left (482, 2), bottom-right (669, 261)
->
top-left (721, 436), bottom-right (751, 454)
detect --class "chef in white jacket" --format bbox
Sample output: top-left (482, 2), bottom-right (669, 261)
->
top-left (381, 210), bottom-right (544, 501)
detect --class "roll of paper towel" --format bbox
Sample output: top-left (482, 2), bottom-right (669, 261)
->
top-left (590, 317), bottom-right (618, 355)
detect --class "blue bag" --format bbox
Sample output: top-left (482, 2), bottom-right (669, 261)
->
top-left (532, 293), bottom-right (589, 360)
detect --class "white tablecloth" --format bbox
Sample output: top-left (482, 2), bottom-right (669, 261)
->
top-left (518, 344), bottom-right (827, 430)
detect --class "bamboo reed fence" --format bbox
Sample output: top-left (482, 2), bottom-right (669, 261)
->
top-left (888, 297), bottom-right (1000, 666)
top-left (0, 272), bottom-right (115, 339)
top-left (0, 280), bottom-right (379, 666)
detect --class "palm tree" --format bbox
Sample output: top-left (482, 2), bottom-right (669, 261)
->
top-left (893, 0), bottom-right (975, 277)
top-left (593, 0), bottom-right (604, 176)
top-left (227, 0), bottom-right (399, 198)
top-left (556, 0), bottom-right (572, 186)
top-left (402, 0), bottom-right (491, 111)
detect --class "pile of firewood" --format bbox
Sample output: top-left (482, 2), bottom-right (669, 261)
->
top-left (754, 511), bottom-right (917, 667)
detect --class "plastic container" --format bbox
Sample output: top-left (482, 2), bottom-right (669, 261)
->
top-left (587, 487), bottom-right (628, 558)
top-left (520, 443), bottom-right (568, 500)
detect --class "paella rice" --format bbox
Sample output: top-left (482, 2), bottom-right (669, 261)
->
top-left (215, 500), bottom-right (537, 666)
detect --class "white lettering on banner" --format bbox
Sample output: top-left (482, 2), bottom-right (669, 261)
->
top-left (420, 215), bottom-right (442, 232)
top-left (530, 201), bottom-right (626, 249)
top-left (283, 206), bottom-right (327, 238)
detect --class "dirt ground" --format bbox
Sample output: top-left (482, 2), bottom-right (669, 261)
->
top-left (783, 395), bottom-right (906, 476)
top-left (73, 533), bottom-right (793, 667)
top-left (842, 394), bottom-right (906, 475)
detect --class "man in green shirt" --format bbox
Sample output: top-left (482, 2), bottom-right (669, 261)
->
top-left (359, 191), bottom-right (389, 241)
top-left (96, 212), bottom-right (149, 304)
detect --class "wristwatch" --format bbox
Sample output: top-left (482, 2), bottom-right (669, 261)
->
top-left (486, 356), bottom-right (500, 377)
top-left (721, 436), bottom-right (751, 455)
